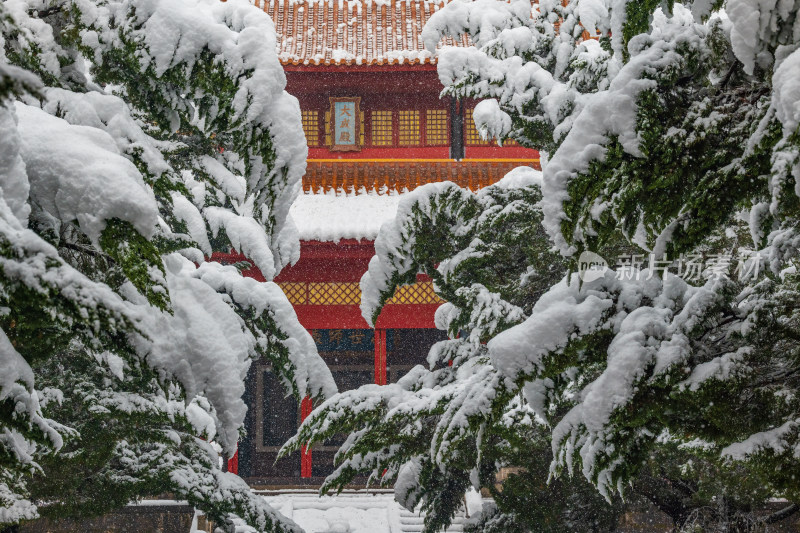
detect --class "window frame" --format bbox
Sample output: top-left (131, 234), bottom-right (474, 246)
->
top-left (397, 109), bottom-right (421, 146)
top-left (301, 109), bottom-right (320, 147)
top-left (370, 109), bottom-right (394, 147)
top-left (425, 108), bottom-right (450, 146)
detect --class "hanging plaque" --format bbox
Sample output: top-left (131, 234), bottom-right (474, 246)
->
top-left (329, 97), bottom-right (361, 151)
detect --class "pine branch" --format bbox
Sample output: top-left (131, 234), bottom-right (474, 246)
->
top-left (763, 503), bottom-right (799, 525)
top-left (59, 242), bottom-right (117, 265)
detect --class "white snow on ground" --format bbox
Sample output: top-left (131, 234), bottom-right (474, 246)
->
top-left (290, 189), bottom-right (404, 242)
top-left (266, 494), bottom-right (389, 533)
top-left (254, 490), bottom-right (472, 533)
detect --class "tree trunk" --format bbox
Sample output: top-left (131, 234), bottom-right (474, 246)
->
top-left (633, 474), bottom-right (695, 528)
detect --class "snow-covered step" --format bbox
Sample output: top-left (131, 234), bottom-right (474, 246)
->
top-left (259, 490), bottom-right (475, 533)
top-left (397, 508), bottom-right (466, 533)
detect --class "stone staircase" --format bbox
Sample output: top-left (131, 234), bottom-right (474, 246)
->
top-left (257, 490), bottom-right (473, 533)
top-left (396, 507), bottom-right (467, 533)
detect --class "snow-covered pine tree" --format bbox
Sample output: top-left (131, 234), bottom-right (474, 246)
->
top-left (289, 0), bottom-right (800, 530)
top-left (283, 170), bottom-right (611, 531)
top-left (0, 0), bottom-right (335, 530)
top-left (425, 0), bottom-right (800, 507)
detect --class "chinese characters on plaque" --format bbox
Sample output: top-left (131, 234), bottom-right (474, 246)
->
top-left (335, 102), bottom-right (355, 144)
top-left (329, 97), bottom-right (361, 151)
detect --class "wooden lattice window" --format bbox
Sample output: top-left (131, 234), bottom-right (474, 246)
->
top-left (465, 108), bottom-right (518, 146)
top-left (371, 111), bottom-right (393, 146)
top-left (385, 282), bottom-right (444, 305)
top-left (280, 282), bottom-right (307, 305)
top-left (302, 110), bottom-right (319, 146)
top-left (398, 110), bottom-right (420, 146)
top-left (425, 109), bottom-right (448, 146)
top-left (465, 108), bottom-right (491, 146)
top-left (279, 281), bottom-right (444, 306)
top-left (308, 282), bottom-right (361, 305)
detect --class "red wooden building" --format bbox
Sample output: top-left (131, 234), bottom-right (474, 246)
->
top-left (228, 0), bottom-right (540, 486)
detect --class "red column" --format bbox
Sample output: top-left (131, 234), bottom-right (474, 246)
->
top-left (300, 396), bottom-right (313, 478)
top-left (227, 448), bottom-right (239, 475)
top-left (374, 329), bottom-right (387, 385)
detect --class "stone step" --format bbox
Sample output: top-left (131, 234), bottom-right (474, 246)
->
top-left (397, 509), bottom-right (466, 533)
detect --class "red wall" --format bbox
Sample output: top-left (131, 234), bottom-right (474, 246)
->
top-left (213, 243), bottom-right (440, 331)
top-left (286, 66), bottom-right (539, 161)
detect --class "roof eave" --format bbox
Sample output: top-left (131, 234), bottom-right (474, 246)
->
top-left (281, 60), bottom-right (438, 72)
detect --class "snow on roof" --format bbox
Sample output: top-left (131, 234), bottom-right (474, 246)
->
top-left (253, 0), bottom-right (470, 66)
top-left (290, 167), bottom-right (544, 243)
top-left (290, 188), bottom-right (403, 242)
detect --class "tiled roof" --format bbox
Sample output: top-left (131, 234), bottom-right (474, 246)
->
top-left (252, 0), bottom-right (470, 66)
